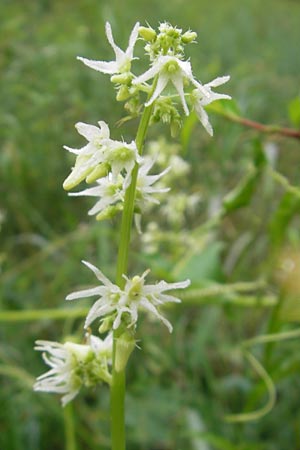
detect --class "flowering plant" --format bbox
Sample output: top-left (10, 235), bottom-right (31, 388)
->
top-left (34, 21), bottom-right (230, 449)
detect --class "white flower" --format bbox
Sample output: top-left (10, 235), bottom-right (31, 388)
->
top-left (69, 157), bottom-right (169, 219)
top-left (77, 22), bottom-right (140, 75)
top-left (192, 76), bottom-right (231, 136)
top-left (63, 120), bottom-right (139, 190)
top-left (66, 261), bottom-right (190, 332)
top-left (135, 156), bottom-right (170, 208)
top-left (34, 334), bottom-right (112, 406)
top-left (69, 174), bottom-right (125, 220)
top-left (132, 55), bottom-right (198, 115)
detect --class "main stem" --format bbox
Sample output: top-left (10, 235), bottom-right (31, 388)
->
top-left (110, 101), bottom-right (154, 450)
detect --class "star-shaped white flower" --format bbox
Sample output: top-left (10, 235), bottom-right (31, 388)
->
top-left (69, 174), bottom-right (125, 219)
top-left (192, 75), bottom-right (231, 136)
top-left (77, 22), bottom-right (140, 75)
top-left (63, 120), bottom-right (139, 190)
top-left (34, 333), bottom-right (112, 406)
top-left (66, 261), bottom-right (190, 332)
top-left (135, 156), bottom-right (170, 208)
top-left (69, 157), bottom-right (169, 219)
top-left (132, 55), bottom-right (198, 115)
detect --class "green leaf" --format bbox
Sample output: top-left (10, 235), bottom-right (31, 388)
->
top-left (172, 241), bottom-right (224, 285)
top-left (206, 98), bottom-right (240, 117)
top-left (288, 96), bottom-right (300, 127)
top-left (269, 191), bottom-right (300, 246)
top-left (181, 111), bottom-right (198, 153)
top-left (222, 166), bottom-right (260, 213)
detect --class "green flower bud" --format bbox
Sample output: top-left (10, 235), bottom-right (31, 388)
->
top-left (63, 166), bottom-right (91, 191)
top-left (96, 204), bottom-right (122, 221)
top-left (86, 163), bottom-right (110, 183)
top-left (138, 26), bottom-right (156, 41)
top-left (98, 316), bottom-right (114, 334)
top-left (170, 119), bottom-right (181, 138)
top-left (181, 31), bottom-right (197, 44)
top-left (116, 85), bottom-right (131, 101)
top-left (111, 73), bottom-right (132, 84)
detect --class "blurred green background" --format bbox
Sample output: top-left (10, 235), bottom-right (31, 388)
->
top-left (1, 0), bottom-right (300, 449)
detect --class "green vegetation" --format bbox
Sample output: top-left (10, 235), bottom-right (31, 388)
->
top-left (1, 0), bottom-right (300, 449)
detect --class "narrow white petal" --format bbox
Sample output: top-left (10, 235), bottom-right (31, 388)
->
top-left (88, 196), bottom-right (117, 216)
top-left (127, 22), bottom-right (140, 57)
top-left (195, 104), bottom-right (213, 136)
top-left (62, 389), bottom-right (80, 406)
top-left (140, 298), bottom-right (173, 332)
top-left (81, 260), bottom-right (116, 288)
top-left (97, 121), bottom-right (110, 139)
top-left (63, 145), bottom-right (81, 155)
top-left (206, 75), bottom-right (230, 88)
top-left (77, 56), bottom-right (117, 74)
top-left (85, 304), bottom-right (114, 328)
top-left (145, 73), bottom-right (169, 105)
top-left (105, 22), bottom-right (123, 61)
top-left (133, 62), bottom-right (162, 85)
top-left (69, 186), bottom-right (104, 198)
top-left (75, 122), bottom-right (103, 142)
top-left (66, 286), bottom-right (104, 300)
top-left (171, 73), bottom-right (189, 115)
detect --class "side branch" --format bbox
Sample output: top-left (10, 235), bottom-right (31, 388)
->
top-left (208, 104), bottom-right (300, 140)
top-left (233, 115), bottom-right (300, 140)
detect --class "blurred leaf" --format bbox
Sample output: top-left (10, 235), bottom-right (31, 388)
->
top-left (172, 241), bottom-right (224, 284)
top-left (206, 98), bottom-right (241, 118)
top-left (269, 192), bottom-right (300, 246)
top-left (222, 166), bottom-right (259, 213)
top-left (181, 111), bottom-right (198, 153)
top-left (288, 96), bottom-right (300, 127)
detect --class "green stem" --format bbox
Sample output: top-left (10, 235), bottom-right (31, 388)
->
top-left (111, 333), bottom-right (126, 450)
top-left (64, 403), bottom-right (77, 450)
top-left (0, 307), bottom-right (89, 322)
top-left (116, 102), bottom-right (154, 288)
top-left (111, 99), bottom-right (154, 450)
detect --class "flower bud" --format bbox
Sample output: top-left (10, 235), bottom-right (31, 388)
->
top-left (96, 204), bottom-right (122, 221)
top-left (116, 85), bottom-right (131, 101)
top-left (111, 73), bottom-right (132, 84)
top-left (98, 316), bottom-right (114, 333)
top-left (181, 31), bottom-right (197, 44)
top-left (138, 26), bottom-right (156, 41)
top-left (86, 163), bottom-right (110, 183)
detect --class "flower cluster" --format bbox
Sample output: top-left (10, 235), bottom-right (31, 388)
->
top-left (68, 156), bottom-right (170, 221)
top-left (34, 333), bottom-right (112, 405)
top-left (77, 21), bottom-right (231, 135)
top-left (63, 121), bottom-right (139, 191)
top-left (66, 260), bottom-right (190, 333)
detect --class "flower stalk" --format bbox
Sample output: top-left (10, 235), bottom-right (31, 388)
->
top-left (111, 97), bottom-right (155, 450)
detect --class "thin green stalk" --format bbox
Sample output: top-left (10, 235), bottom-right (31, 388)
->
top-left (111, 98), bottom-right (155, 450)
top-left (0, 307), bottom-right (89, 322)
top-left (116, 102), bottom-right (154, 288)
top-left (64, 403), bottom-right (77, 450)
